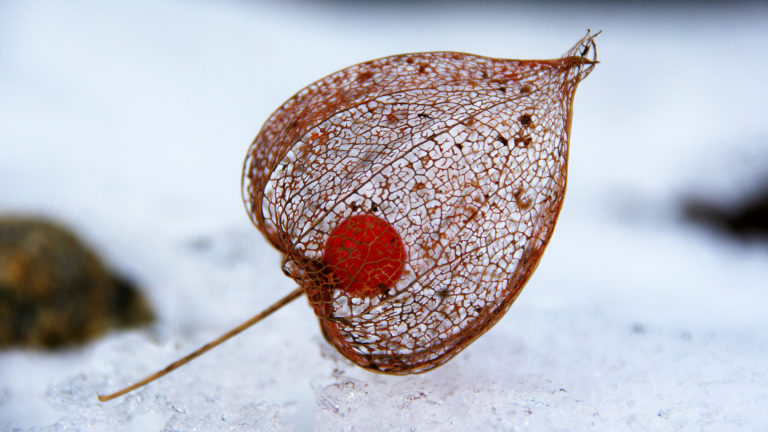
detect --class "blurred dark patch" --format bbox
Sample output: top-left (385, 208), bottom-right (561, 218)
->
top-left (631, 323), bottom-right (646, 334)
top-left (0, 217), bottom-right (153, 349)
top-left (184, 235), bottom-right (213, 252)
top-left (683, 181), bottom-right (768, 240)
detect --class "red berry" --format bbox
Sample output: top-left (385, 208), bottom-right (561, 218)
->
top-left (324, 214), bottom-right (406, 298)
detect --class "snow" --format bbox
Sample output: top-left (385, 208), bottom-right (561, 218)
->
top-left (2, 0), bottom-right (768, 430)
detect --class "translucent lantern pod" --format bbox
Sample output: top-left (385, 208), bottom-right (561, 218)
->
top-left (243, 32), bottom-right (599, 373)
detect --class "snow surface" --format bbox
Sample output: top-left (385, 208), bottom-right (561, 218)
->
top-left (2, 1), bottom-right (768, 430)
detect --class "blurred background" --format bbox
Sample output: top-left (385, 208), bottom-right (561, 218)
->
top-left (1, 1), bottom-right (767, 430)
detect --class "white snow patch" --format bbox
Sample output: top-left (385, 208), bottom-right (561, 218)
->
top-left (1, 0), bottom-right (767, 430)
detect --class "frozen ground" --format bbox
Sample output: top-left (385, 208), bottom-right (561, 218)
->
top-left (2, 1), bottom-right (768, 430)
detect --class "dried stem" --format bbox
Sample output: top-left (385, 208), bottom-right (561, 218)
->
top-left (97, 286), bottom-right (304, 402)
